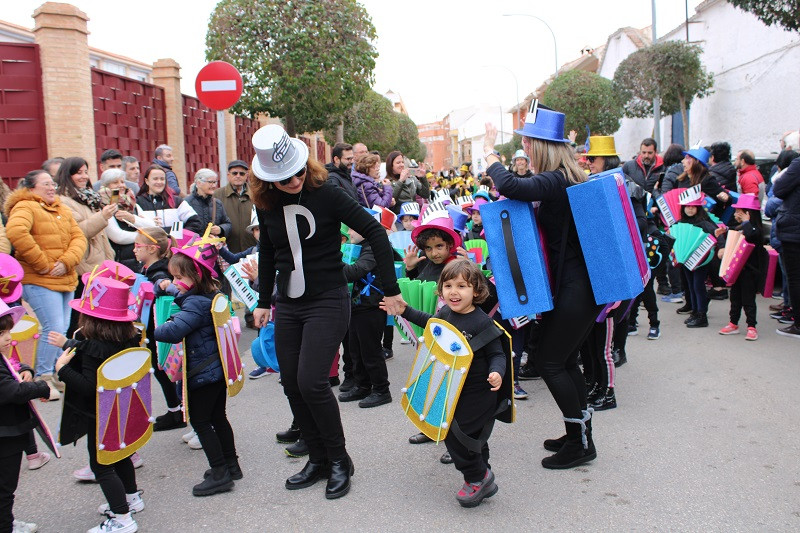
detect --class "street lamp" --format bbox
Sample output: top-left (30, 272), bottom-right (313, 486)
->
top-left (503, 13), bottom-right (559, 77)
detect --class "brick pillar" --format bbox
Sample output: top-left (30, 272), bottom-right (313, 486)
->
top-left (33, 3), bottom-right (97, 178)
top-left (151, 58), bottom-right (187, 193)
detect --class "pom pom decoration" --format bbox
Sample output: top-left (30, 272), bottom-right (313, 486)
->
top-left (433, 325), bottom-right (442, 337)
top-left (450, 342), bottom-right (461, 353)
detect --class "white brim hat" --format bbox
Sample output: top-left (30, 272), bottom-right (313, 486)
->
top-left (246, 205), bottom-right (259, 232)
top-left (251, 124), bottom-right (309, 182)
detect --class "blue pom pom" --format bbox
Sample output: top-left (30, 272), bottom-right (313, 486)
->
top-left (433, 325), bottom-right (442, 337)
top-left (450, 342), bottom-right (461, 352)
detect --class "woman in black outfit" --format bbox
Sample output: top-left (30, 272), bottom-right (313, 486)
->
top-left (250, 125), bottom-right (403, 499)
top-left (482, 105), bottom-right (602, 469)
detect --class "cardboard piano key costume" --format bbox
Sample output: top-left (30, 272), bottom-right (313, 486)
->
top-left (211, 294), bottom-right (244, 397)
top-left (655, 189), bottom-right (682, 228)
top-left (9, 315), bottom-right (39, 371)
top-left (480, 199), bottom-right (553, 317)
top-left (567, 170), bottom-right (650, 305)
top-left (224, 254), bottom-right (259, 312)
top-left (96, 347), bottom-right (155, 465)
top-left (719, 230), bottom-right (755, 285)
top-left (670, 186), bottom-right (717, 270)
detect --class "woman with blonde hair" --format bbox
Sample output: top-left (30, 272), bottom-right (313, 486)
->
top-left (482, 102), bottom-right (602, 470)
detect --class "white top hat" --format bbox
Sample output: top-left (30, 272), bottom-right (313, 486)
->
top-left (399, 202), bottom-right (420, 218)
top-left (431, 189), bottom-right (452, 204)
top-left (251, 124), bottom-right (309, 182)
top-left (246, 205), bottom-right (259, 232)
top-left (456, 195), bottom-right (474, 208)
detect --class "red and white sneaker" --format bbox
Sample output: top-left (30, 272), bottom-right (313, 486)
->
top-left (719, 323), bottom-right (739, 335)
top-left (745, 327), bottom-right (758, 341)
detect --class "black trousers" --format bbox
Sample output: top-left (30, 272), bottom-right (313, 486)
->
top-left (349, 309), bottom-right (390, 394)
top-left (783, 242), bottom-right (800, 327)
top-left (533, 275), bottom-right (601, 420)
top-left (25, 432), bottom-right (36, 456)
top-left (582, 317), bottom-right (615, 389)
top-left (87, 423), bottom-right (136, 516)
top-left (730, 268), bottom-right (758, 327)
top-left (0, 451), bottom-right (22, 532)
top-left (382, 324), bottom-right (393, 350)
top-left (682, 264), bottom-right (710, 313)
top-left (188, 381), bottom-right (237, 469)
top-left (275, 287), bottom-right (351, 462)
top-left (632, 275), bottom-right (660, 327)
top-left (612, 301), bottom-right (632, 354)
top-left (341, 333), bottom-right (352, 379)
top-left (445, 429), bottom-right (490, 483)
top-left (150, 349), bottom-right (180, 409)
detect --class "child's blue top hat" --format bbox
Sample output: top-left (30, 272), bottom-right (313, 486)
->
top-left (514, 100), bottom-right (569, 143)
top-left (682, 142), bottom-right (710, 168)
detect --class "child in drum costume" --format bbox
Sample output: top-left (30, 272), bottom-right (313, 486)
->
top-left (383, 259), bottom-right (511, 508)
top-left (55, 273), bottom-right (143, 533)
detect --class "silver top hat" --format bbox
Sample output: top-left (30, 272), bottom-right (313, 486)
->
top-left (251, 124), bottom-right (309, 182)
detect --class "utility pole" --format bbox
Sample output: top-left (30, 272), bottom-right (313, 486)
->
top-left (651, 0), bottom-right (661, 149)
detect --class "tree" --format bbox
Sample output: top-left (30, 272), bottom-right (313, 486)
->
top-left (541, 70), bottom-right (623, 145)
top-left (340, 90), bottom-right (399, 157)
top-left (395, 113), bottom-right (425, 162)
top-left (613, 40), bottom-right (714, 146)
top-left (728, 0), bottom-right (800, 33)
top-left (496, 134), bottom-right (522, 162)
top-left (206, 0), bottom-right (377, 137)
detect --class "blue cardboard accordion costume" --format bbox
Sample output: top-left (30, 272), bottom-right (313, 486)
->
top-left (567, 170), bottom-right (650, 304)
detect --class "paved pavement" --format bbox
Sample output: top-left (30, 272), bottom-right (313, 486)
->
top-left (15, 295), bottom-right (800, 532)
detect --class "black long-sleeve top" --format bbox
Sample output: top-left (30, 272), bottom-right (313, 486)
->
top-left (486, 162), bottom-right (589, 284)
top-left (257, 181), bottom-right (399, 305)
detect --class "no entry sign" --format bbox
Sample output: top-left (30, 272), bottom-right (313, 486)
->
top-left (195, 61), bottom-right (243, 111)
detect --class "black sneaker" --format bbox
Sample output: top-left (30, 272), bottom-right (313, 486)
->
top-left (778, 308), bottom-right (795, 324)
top-left (676, 303), bottom-right (693, 314)
top-left (613, 349), bottom-right (627, 367)
top-left (358, 391), bottom-right (392, 408)
top-left (153, 410), bottom-right (187, 432)
top-left (590, 387), bottom-right (617, 411)
top-left (707, 288), bottom-right (728, 300)
top-left (339, 376), bottom-right (356, 392)
top-left (770, 311), bottom-right (784, 320)
top-left (382, 348), bottom-right (393, 360)
top-left (328, 376), bottom-right (340, 386)
top-left (777, 324), bottom-right (800, 339)
top-left (338, 387), bottom-right (370, 402)
top-left (517, 364), bottom-right (541, 380)
top-left (276, 424), bottom-right (301, 444)
top-left (285, 439), bottom-right (309, 458)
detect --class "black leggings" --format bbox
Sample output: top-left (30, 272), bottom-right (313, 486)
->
top-left (150, 347), bottom-right (180, 409)
top-left (730, 268), bottom-right (758, 327)
top-left (349, 309), bottom-right (390, 394)
top-left (533, 275), bottom-right (601, 420)
top-left (188, 381), bottom-right (237, 469)
top-left (782, 242), bottom-right (800, 327)
top-left (0, 451), bottom-right (22, 532)
top-left (582, 317), bottom-right (615, 389)
top-left (87, 423), bottom-right (136, 516)
top-left (445, 429), bottom-right (490, 483)
top-left (275, 287), bottom-right (351, 462)
top-left (632, 274), bottom-right (659, 327)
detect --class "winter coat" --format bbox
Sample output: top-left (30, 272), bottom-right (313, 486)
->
top-left (59, 195), bottom-right (115, 276)
top-left (153, 290), bottom-right (224, 391)
top-left (657, 163), bottom-right (687, 197)
top-left (737, 165), bottom-right (765, 196)
top-left (213, 183), bottom-right (256, 253)
top-left (135, 194), bottom-right (204, 235)
top-left (709, 160), bottom-right (737, 191)
top-left (0, 220), bottom-right (10, 255)
top-left (4, 188), bottom-right (86, 292)
top-left (57, 335), bottom-right (140, 446)
top-left (391, 175), bottom-right (431, 214)
top-left (764, 186), bottom-right (784, 251)
top-left (352, 170), bottom-right (392, 208)
top-left (0, 358), bottom-right (50, 457)
top-left (184, 191), bottom-right (232, 237)
top-left (622, 155), bottom-right (664, 193)
top-left (325, 163), bottom-right (359, 203)
top-left (773, 157), bottom-right (800, 244)
top-left (152, 158), bottom-right (181, 196)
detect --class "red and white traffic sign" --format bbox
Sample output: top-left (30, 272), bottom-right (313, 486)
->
top-left (195, 61), bottom-right (243, 111)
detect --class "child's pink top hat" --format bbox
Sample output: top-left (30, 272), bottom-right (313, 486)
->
top-left (0, 253), bottom-right (24, 304)
top-left (70, 269), bottom-right (137, 322)
top-left (731, 193), bottom-right (760, 211)
top-left (411, 201), bottom-right (463, 249)
top-left (94, 260), bottom-right (137, 287)
top-left (170, 224), bottom-right (224, 278)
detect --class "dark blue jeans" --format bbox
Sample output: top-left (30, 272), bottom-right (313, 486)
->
top-left (682, 264), bottom-right (710, 313)
top-left (275, 286), bottom-right (351, 461)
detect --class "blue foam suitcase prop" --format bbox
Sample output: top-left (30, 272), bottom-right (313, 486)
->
top-left (481, 199), bottom-right (553, 317)
top-left (568, 170), bottom-right (650, 305)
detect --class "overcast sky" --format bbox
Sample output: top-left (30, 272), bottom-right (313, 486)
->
top-left (7, 0), bottom-right (702, 124)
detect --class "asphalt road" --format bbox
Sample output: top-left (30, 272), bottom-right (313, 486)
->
top-left (15, 295), bottom-right (800, 532)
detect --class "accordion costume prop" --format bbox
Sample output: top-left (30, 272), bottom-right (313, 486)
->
top-left (211, 294), bottom-right (244, 398)
top-left (670, 223), bottom-right (717, 270)
top-left (719, 230), bottom-right (755, 286)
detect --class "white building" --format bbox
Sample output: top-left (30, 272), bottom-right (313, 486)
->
top-left (455, 104), bottom-right (513, 174)
top-left (601, 0), bottom-right (800, 156)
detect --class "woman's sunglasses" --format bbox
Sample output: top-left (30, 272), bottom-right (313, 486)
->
top-left (586, 156), bottom-right (597, 163)
top-left (278, 166), bottom-right (307, 186)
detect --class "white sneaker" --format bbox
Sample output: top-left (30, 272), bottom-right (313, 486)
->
top-left (399, 338), bottom-right (412, 345)
top-left (74, 465), bottom-right (96, 482)
top-left (98, 491), bottom-right (144, 515)
top-left (87, 513), bottom-right (137, 533)
top-left (12, 519), bottom-right (38, 532)
top-left (187, 434), bottom-right (203, 450)
top-left (130, 452), bottom-right (143, 469)
top-left (182, 429), bottom-right (196, 443)
top-left (26, 451), bottom-right (51, 470)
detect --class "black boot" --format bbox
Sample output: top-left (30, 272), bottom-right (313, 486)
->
top-left (285, 460), bottom-right (330, 490)
top-left (541, 410), bottom-right (596, 470)
top-left (676, 303), bottom-right (692, 314)
top-left (153, 410), bottom-right (187, 432)
top-left (686, 312), bottom-right (709, 328)
top-left (590, 387), bottom-right (617, 411)
top-left (192, 466), bottom-right (234, 496)
top-left (684, 311), bottom-right (697, 324)
top-left (586, 382), bottom-right (601, 405)
top-left (325, 455), bottom-right (354, 499)
top-left (613, 349), bottom-right (627, 368)
top-left (543, 434), bottom-right (567, 452)
top-left (339, 376), bottom-right (356, 392)
top-left (205, 457), bottom-right (243, 480)
top-left (285, 438), bottom-right (309, 458)
top-left (276, 423), bottom-right (301, 444)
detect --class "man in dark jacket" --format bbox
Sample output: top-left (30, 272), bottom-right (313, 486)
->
top-left (773, 157), bottom-right (800, 337)
top-left (213, 160), bottom-right (255, 253)
top-left (622, 138), bottom-right (664, 193)
top-left (325, 143), bottom-right (358, 202)
top-left (153, 144), bottom-right (181, 196)
top-left (708, 142), bottom-right (737, 190)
